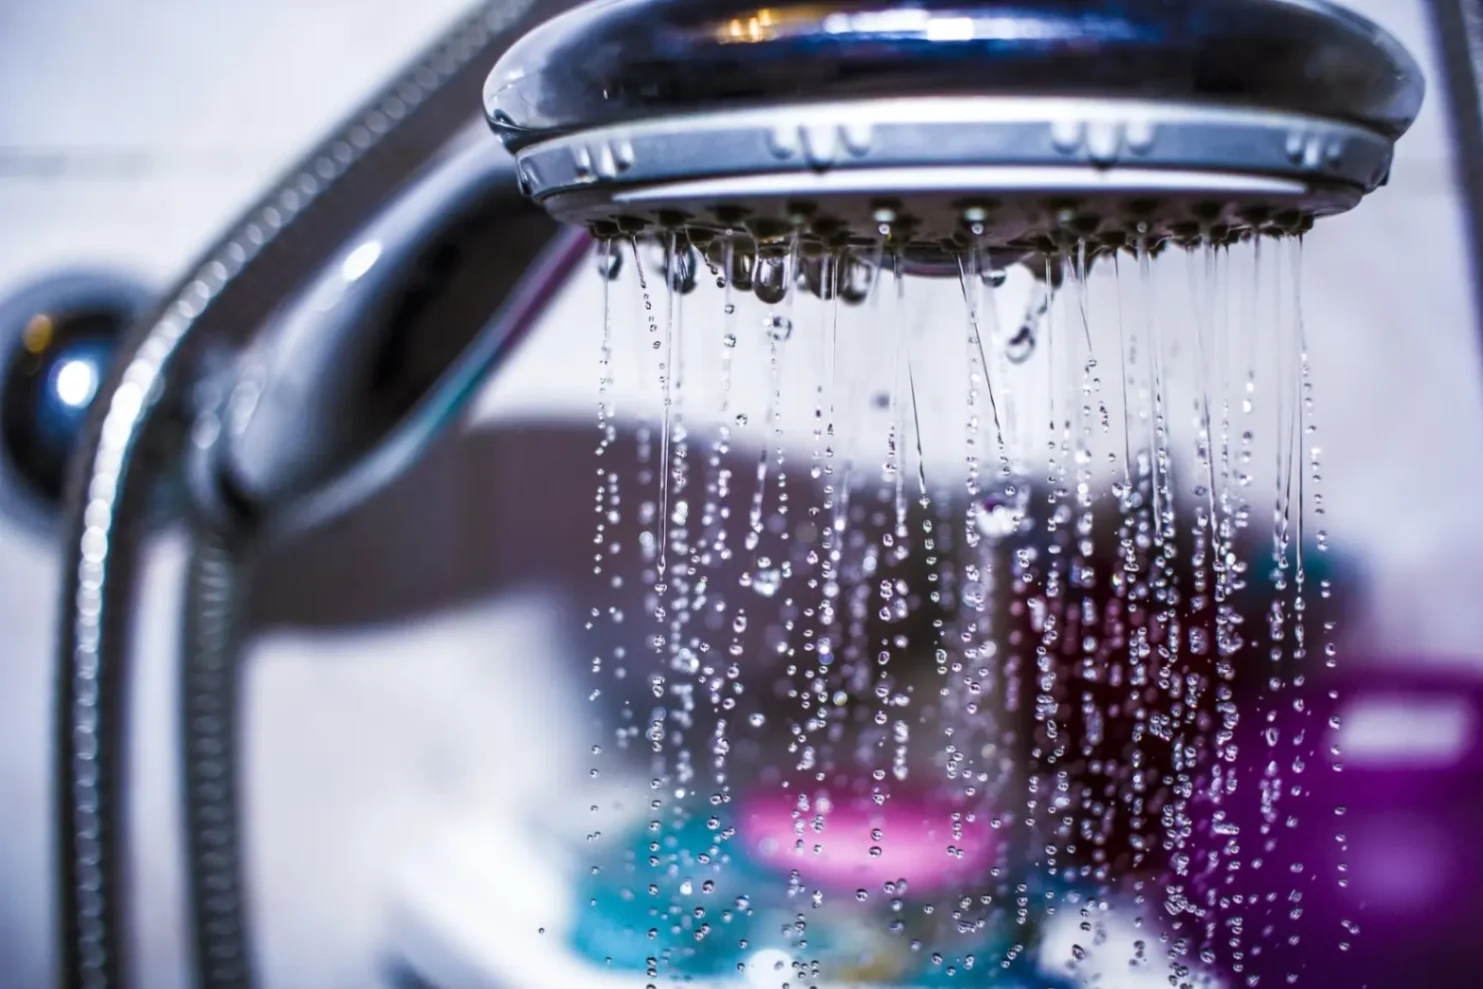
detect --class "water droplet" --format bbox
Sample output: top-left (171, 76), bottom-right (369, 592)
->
top-left (647, 241), bottom-right (698, 294)
top-left (766, 314), bottom-right (793, 342)
top-left (730, 250), bottom-right (756, 291)
top-left (1006, 324), bottom-right (1035, 363)
top-left (975, 495), bottom-right (1022, 540)
top-left (750, 568), bottom-right (781, 597)
top-left (753, 255), bottom-right (790, 305)
top-left (840, 256), bottom-right (874, 304)
top-left (596, 244), bottom-right (623, 280)
top-left (801, 258), bottom-right (835, 300)
top-left (980, 267), bottom-right (1008, 288)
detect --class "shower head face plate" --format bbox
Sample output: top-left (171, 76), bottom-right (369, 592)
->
top-left (485, 0), bottom-right (1424, 257)
top-left (517, 96), bottom-right (1385, 261)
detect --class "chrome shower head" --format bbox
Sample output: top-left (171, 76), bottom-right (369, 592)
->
top-left (484, 0), bottom-right (1423, 267)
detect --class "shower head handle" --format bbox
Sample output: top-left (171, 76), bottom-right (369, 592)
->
top-left (189, 129), bottom-right (585, 541)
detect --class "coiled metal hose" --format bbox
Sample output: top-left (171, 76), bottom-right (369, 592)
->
top-left (180, 533), bottom-right (249, 988)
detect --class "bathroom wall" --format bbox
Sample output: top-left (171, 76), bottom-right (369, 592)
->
top-left (0, 2), bottom-right (1477, 988)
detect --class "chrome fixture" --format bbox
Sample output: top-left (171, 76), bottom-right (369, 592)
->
top-left (52, 4), bottom-right (587, 987)
top-left (486, 0), bottom-right (1422, 265)
top-left (0, 270), bottom-right (152, 534)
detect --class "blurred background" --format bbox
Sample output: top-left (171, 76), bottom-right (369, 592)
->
top-left (2, 1), bottom-right (1482, 987)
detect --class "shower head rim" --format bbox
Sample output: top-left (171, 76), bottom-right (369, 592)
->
top-left (509, 95), bottom-right (1386, 255)
top-left (543, 162), bottom-right (1351, 268)
top-left (511, 96), bottom-right (1393, 206)
top-left (591, 166), bottom-right (1317, 205)
top-left (485, 0), bottom-right (1425, 150)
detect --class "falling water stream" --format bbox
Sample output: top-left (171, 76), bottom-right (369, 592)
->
top-left (580, 230), bottom-right (1339, 989)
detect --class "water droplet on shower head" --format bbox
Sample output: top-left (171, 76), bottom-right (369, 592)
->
top-left (596, 243), bottom-right (623, 280)
top-left (753, 254), bottom-right (790, 305)
top-left (839, 255), bottom-right (875, 304)
top-left (1006, 324), bottom-right (1037, 364)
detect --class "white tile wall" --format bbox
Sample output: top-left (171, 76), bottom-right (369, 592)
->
top-left (0, 0), bottom-right (474, 288)
top-left (1, 2), bottom-right (1480, 989)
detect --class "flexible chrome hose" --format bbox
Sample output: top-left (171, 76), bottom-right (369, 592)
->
top-left (55, 3), bottom-right (548, 986)
top-left (180, 533), bottom-right (250, 988)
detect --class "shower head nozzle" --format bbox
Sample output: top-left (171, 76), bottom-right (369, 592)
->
top-left (485, 0), bottom-right (1423, 264)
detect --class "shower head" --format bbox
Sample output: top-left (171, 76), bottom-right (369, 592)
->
top-left (484, 0), bottom-right (1423, 266)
